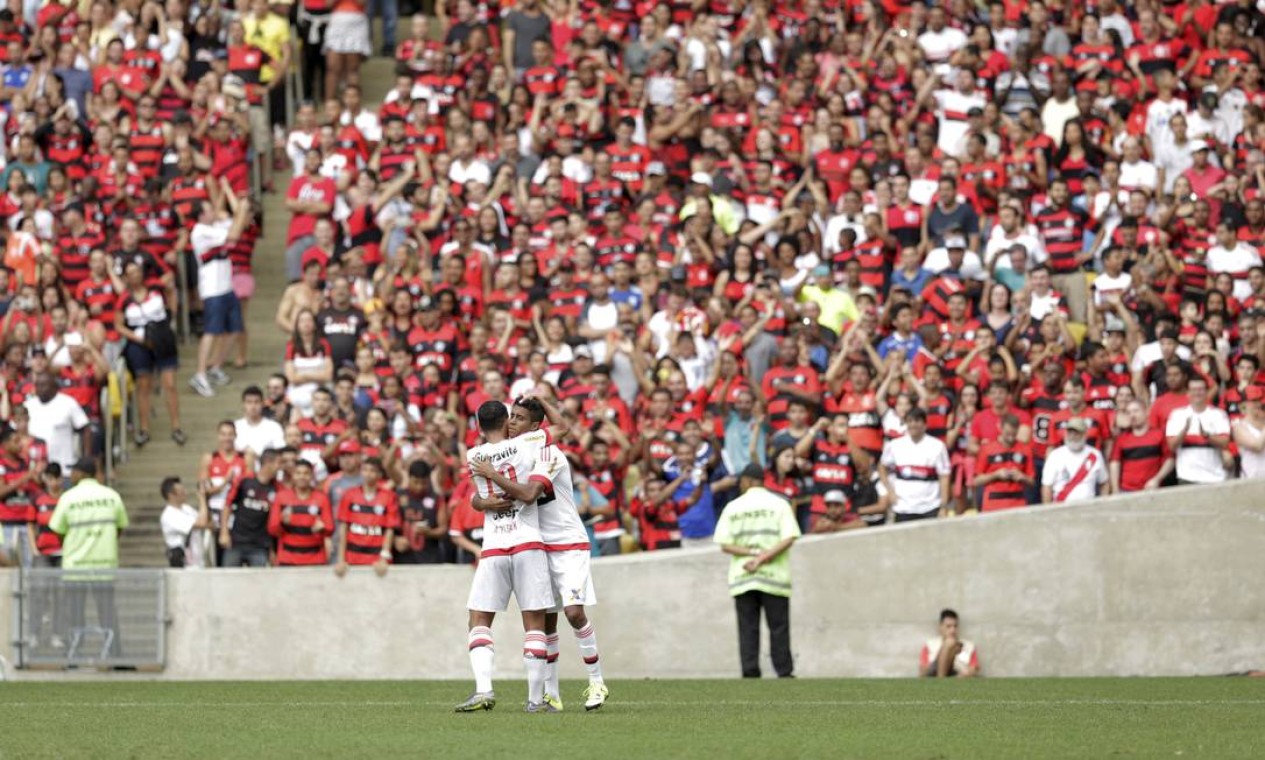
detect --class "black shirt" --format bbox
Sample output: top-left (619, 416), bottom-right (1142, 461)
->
top-left (226, 474), bottom-right (278, 549)
top-left (317, 306), bottom-right (365, 369)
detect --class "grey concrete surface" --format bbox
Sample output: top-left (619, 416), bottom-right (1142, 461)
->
top-left (4, 482), bottom-right (1264, 680)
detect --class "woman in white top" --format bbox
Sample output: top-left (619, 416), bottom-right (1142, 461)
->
top-left (1232, 389), bottom-right (1265, 479)
top-left (115, 260), bottom-right (184, 446)
top-left (284, 308), bottom-right (334, 416)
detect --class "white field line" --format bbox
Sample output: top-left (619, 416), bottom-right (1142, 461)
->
top-left (3, 699), bottom-right (1265, 709)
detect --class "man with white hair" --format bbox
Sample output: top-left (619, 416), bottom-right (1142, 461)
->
top-left (1118, 137), bottom-right (1159, 192)
top-left (1041, 417), bottom-right (1109, 504)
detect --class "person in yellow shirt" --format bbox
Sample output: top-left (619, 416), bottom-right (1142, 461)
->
top-left (243, 0), bottom-right (292, 133)
top-left (799, 264), bottom-right (860, 335)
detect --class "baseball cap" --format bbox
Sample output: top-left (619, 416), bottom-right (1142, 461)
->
top-left (1103, 314), bottom-right (1126, 333)
top-left (1065, 417), bottom-right (1089, 434)
top-left (812, 264), bottom-right (831, 278)
top-left (300, 248), bottom-right (326, 272)
top-left (71, 457), bottom-right (97, 475)
top-left (945, 235), bottom-right (968, 250)
top-left (646, 161), bottom-right (667, 176)
top-left (337, 439), bottom-right (362, 456)
top-left (1189, 139), bottom-right (1210, 152)
top-left (63, 332), bottom-right (83, 347)
top-left (824, 489), bottom-right (847, 504)
top-left (574, 345), bottom-right (593, 359)
top-left (690, 171), bottom-right (712, 187)
top-left (557, 259), bottom-right (576, 273)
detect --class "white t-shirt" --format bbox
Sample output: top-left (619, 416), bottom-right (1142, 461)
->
top-left (1041, 444), bottom-right (1107, 503)
top-left (1207, 243), bottom-right (1262, 301)
top-left (933, 89), bottom-right (986, 157)
top-left (922, 636), bottom-right (979, 675)
top-left (922, 247), bottom-right (988, 280)
top-left (881, 434), bottom-right (951, 516)
top-left (160, 503), bottom-right (206, 568)
top-left (1235, 419), bottom-right (1265, 479)
top-left (1165, 405), bottom-right (1230, 483)
top-left (1119, 159), bottom-right (1160, 192)
top-left (984, 228), bottom-right (1047, 270)
top-left (234, 416), bottom-right (286, 459)
top-left (24, 393), bottom-right (89, 469)
top-left (191, 220), bottom-right (233, 300)
top-left (1092, 272), bottom-right (1133, 306)
top-left (918, 28), bottom-right (968, 74)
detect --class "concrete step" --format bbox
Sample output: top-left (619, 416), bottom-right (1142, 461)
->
top-left (114, 56), bottom-right (399, 566)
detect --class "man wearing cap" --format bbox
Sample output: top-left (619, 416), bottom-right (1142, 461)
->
top-left (809, 490), bottom-right (862, 533)
top-left (1041, 417), bottom-right (1109, 504)
top-left (49, 457), bottom-right (127, 655)
top-left (1181, 139), bottom-right (1227, 199)
top-left (713, 463), bottom-right (801, 679)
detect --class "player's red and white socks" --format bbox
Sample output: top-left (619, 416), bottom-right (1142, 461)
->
top-left (468, 626), bottom-right (495, 694)
top-left (545, 633), bottom-right (561, 699)
top-left (523, 630), bottom-right (549, 704)
top-left (574, 623), bottom-right (604, 684)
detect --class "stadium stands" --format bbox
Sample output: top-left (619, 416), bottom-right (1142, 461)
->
top-left (0, 0), bottom-right (1263, 573)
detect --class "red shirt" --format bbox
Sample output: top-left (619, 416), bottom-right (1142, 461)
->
top-left (286, 174), bottom-right (336, 244)
top-left (337, 484), bottom-right (400, 564)
top-left (268, 487), bottom-right (334, 565)
top-left (975, 440), bottom-right (1035, 512)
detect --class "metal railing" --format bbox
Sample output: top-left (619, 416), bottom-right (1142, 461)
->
top-left (10, 568), bottom-right (166, 669)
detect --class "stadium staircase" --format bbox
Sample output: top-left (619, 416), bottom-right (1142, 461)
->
top-left (115, 58), bottom-right (397, 567)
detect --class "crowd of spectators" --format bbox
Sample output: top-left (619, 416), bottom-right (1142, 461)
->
top-left (6, 0), bottom-right (1265, 570)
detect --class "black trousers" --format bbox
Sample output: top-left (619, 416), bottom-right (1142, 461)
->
top-left (735, 590), bottom-right (792, 678)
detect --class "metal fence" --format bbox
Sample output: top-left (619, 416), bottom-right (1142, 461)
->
top-left (10, 569), bottom-right (166, 670)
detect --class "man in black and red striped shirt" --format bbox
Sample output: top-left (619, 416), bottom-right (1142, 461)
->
top-left (334, 457), bottom-right (398, 575)
top-left (55, 203), bottom-right (106, 293)
top-left (268, 460), bottom-right (333, 565)
top-left (1110, 399), bottom-right (1174, 493)
top-left (1034, 178), bottom-right (1100, 322)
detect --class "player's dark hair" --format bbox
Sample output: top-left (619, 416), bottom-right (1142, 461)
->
top-left (362, 457), bottom-right (386, 477)
top-left (259, 449), bottom-right (280, 466)
top-left (160, 476), bottom-right (181, 500)
top-left (515, 397), bottom-right (546, 424)
top-left (477, 400), bottom-right (509, 434)
top-left (905, 407), bottom-right (927, 424)
top-left (242, 385), bottom-right (264, 401)
top-left (940, 608), bottom-right (959, 623)
top-left (408, 460), bottom-right (432, 480)
top-left (293, 459), bottom-right (314, 471)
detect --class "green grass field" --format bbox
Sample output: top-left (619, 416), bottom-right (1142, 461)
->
top-left (2, 678), bottom-right (1262, 759)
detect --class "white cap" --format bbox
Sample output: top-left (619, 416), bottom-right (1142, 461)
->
top-left (647, 161), bottom-right (667, 176)
top-left (63, 332), bottom-right (84, 347)
top-left (690, 171), bottom-right (712, 187)
top-left (824, 489), bottom-right (847, 503)
top-left (1189, 139), bottom-right (1210, 152)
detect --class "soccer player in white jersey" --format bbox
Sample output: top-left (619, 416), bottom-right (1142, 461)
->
top-left (471, 396), bottom-right (608, 711)
top-left (455, 401), bottom-right (556, 714)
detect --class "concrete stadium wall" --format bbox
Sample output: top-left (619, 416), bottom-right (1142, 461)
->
top-left (4, 482), bottom-right (1265, 680)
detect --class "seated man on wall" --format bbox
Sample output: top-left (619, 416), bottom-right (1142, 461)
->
top-left (919, 608), bottom-right (980, 678)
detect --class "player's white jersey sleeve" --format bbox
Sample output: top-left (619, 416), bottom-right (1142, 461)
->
top-left (531, 444), bottom-right (591, 548)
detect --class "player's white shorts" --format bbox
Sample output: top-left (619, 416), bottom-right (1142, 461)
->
top-left (547, 549), bottom-right (597, 611)
top-left (466, 549), bottom-right (554, 613)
